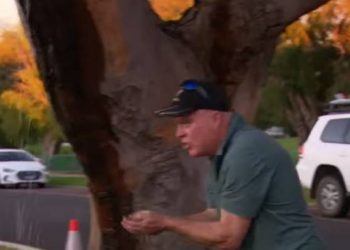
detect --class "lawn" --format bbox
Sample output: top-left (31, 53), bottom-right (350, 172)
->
top-left (277, 137), bottom-right (299, 163)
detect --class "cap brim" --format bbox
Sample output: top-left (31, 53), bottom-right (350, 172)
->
top-left (154, 104), bottom-right (194, 117)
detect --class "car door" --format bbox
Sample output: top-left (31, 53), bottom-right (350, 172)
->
top-left (320, 118), bottom-right (350, 191)
top-left (319, 118), bottom-right (350, 180)
top-left (319, 118), bottom-right (349, 164)
top-left (344, 122), bottom-right (350, 190)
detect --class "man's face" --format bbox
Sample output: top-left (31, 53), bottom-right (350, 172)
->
top-left (175, 110), bottom-right (220, 157)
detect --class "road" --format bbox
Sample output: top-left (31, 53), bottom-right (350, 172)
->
top-left (0, 188), bottom-right (90, 250)
top-left (314, 213), bottom-right (350, 250)
top-left (0, 188), bottom-right (349, 250)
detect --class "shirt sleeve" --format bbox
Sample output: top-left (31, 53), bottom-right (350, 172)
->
top-left (220, 150), bottom-right (275, 218)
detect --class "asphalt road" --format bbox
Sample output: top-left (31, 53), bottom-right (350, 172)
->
top-left (314, 214), bottom-right (350, 250)
top-left (0, 188), bottom-right (349, 250)
top-left (0, 188), bottom-right (90, 250)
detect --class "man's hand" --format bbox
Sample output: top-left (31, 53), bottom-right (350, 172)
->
top-left (121, 210), bottom-right (166, 235)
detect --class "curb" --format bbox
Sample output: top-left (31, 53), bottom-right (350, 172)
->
top-left (0, 241), bottom-right (43, 250)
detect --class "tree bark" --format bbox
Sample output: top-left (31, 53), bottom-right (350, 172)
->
top-left (41, 131), bottom-right (61, 163)
top-left (16, 0), bottom-right (329, 249)
top-left (286, 92), bottom-right (320, 142)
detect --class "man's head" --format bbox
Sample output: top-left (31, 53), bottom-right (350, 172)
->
top-left (155, 80), bottom-right (232, 157)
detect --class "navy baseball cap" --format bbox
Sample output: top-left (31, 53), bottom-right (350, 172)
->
top-left (155, 80), bottom-right (229, 117)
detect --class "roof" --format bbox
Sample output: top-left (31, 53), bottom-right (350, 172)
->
top-left (329, 99), bottom-right (350, 105)
top-left (324, 98), bottom-right (350, 114)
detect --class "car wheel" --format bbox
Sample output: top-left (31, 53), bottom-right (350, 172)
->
top-left (316, 175), bottom-right (348, 217)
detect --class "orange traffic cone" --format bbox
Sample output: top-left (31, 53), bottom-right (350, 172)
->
top-left (65, 219), bottom-right (83, 250)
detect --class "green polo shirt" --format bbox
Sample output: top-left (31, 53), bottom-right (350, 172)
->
top-left (207, 114), bottom-right (324, 250)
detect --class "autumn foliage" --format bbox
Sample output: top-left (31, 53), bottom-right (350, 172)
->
top-left (0, 26), bottom-right (49, 127)
top-left (149, 0), bottom-right (194, 21)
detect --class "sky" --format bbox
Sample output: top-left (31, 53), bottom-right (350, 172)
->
top-left (0, 0), bottom-right (20, 30)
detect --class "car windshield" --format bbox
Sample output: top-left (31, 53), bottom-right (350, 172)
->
top-left (0, 151), bottom-right (35, 162)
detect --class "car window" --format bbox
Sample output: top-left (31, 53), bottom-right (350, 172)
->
top-left (0, 151), bottom-right (35, 162)
top-left (321, 118), bottom-right (350, 144)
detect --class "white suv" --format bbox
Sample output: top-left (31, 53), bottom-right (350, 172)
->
top-left (296, 104), bottom-right (350, 217)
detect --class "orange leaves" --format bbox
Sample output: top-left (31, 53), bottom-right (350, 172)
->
top-left (1, 84), bottom-right (47, 125)
top-left (0, 26), bottom-right (33, 66)
top-left (0, 25), bottom-right (49, 127)
top-left (148, 0), bottom-right (194, 21)
top-left (280, 0), bottom-right (350, 52)
top-left (0, 31), bottom-right (19, 64)
top-left (332, 0), bottom-right (350, 53)
top-left (281, 22), bottom-right (312, 48)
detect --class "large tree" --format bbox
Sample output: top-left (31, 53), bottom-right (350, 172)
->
top-left (15, 0), bottom-right (328, 249)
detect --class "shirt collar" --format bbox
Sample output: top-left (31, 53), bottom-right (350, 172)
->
top-left (216, 113), bottom-right (245, 156)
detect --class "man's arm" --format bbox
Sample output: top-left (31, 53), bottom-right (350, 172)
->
top-left (164, 209), bottom-right (250, 250)
top-left (122, 209), bottom-right (251, 250)
top-left (183, 208), bottom-right (218, 221)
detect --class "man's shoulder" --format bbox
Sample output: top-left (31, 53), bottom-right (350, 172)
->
top-left (223, 128), bottom-right (269, 169)
top-left (224, 125), bottom-right (290, 167)
top-left (231, 125), bottom-right (276, 150)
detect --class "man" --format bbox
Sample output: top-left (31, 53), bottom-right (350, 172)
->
top-left (122, 80), bottom-right (324, 250)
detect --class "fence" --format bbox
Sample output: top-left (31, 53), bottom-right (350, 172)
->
top-left (47, 154), bottom-right (82, 173)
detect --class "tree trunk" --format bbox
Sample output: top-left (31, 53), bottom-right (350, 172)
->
top-left (286, 92), bottom-right (320, 142)
top-left (41, 131), bottom-right (61, 163)
top-left (16, 0), bottom-right (328, 249)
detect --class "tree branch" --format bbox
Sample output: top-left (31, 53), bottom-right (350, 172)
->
top-left (279, 0), bottom-right (330, 25)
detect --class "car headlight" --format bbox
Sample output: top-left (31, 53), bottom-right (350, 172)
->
top-left (3, 168), bottom-right (16, 173)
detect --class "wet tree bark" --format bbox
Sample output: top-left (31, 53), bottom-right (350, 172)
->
top-left (16, 0), bottom-right (328, 249)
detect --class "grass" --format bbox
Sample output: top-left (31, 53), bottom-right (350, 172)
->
top-left (48, 176), bottom-right (87, 187)
top-left (277, 137), bottom-right (299, 163)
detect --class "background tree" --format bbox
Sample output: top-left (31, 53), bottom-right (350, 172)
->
top-left (15, 0), bottom-right (328, 249)
top-left (0, 26), bottom-right (63, 158)
top-left (256, 0), bottom-right (350, 141)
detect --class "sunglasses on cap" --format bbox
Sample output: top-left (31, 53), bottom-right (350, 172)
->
top-left (181, 80), bottom-right (209, 99)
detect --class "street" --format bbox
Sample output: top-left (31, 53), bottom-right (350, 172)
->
top-left (0, 188), bottom-right (349, 250)
top-left (0, 188), bottom-right (90, 250)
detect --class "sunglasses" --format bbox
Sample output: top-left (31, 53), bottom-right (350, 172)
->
top-left (181, 80), bottom-right (209, 99)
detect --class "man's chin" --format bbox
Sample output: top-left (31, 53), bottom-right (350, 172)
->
top-left (187, 149), bottom-right (207, 157)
